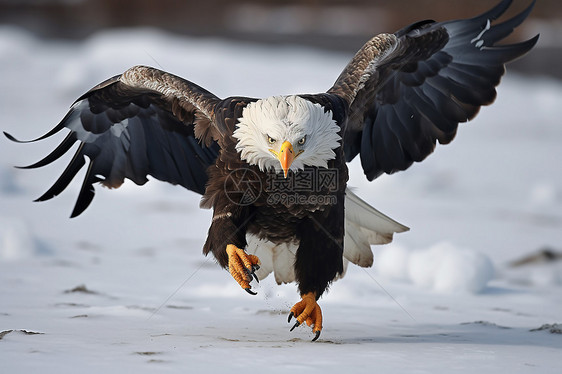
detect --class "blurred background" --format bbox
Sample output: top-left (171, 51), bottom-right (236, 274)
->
top-left (1, 0), bottom-right (560, 79)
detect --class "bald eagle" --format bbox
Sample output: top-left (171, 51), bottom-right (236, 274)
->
top-left (6, 0), bottom-right (538, 341)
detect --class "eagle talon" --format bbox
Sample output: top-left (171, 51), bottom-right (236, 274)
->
top-left (290, 321), bottom-right (300, 332)
top-left (312, 331), bottom-right (321, 342)
top-left (244, 268), bottom-right (252, 280)
top-left (244, 267), bottom-right (259, 283)
top-left (288, 292), bottom-right (323, 339)
top-left (226, 244), bottom-right (261, 294)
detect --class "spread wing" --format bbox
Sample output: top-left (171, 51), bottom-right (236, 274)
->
top-left (5, 66), bottom-right (222, 217)
top-left (329, 0), bottom-right (539, 180)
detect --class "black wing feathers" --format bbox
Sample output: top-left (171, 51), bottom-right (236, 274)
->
top-left (334, 0), bottom-right (538, 180)
top-left (6, 67), bottom-right (221, 217)
top-left (7, 1), bottom-right (538, 216)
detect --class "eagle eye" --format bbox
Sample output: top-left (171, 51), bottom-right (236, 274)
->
top-left (298, 135), bottom-right (307, 145)
top-left (267, 135), bottom-right (277, 145)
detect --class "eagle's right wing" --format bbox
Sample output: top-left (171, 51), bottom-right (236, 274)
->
top-left (5, 66), bottom-right (222, 217)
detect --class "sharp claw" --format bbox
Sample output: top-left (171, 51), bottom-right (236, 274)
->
top-left (253, 264), bottom-right (260, 272)
top-left (288, 312), bottom-right (294, 323)
top-left (245, 288), bottom-right (257, 295)
top-left (290, 321), bottom-right (300, 332)
top-left (252, 272), bottom-right (259, 283)
top-left (244, 269), bottom-right (253, 282)
top-left (312, 331), bottom-right (321, 342)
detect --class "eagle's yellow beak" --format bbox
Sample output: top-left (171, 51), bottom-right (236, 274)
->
top-left (278, 141), bottom-right (294, 178)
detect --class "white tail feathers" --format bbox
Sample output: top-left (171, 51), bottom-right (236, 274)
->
top-left (246, 236), bottom-right (298, 284)
top-left (343, 188), bottom-right (409, 267)
top-left (245, 188), bottom-right (409, 284)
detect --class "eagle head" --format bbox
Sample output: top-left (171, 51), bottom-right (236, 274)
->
top-left (233, 95), bottom-right (341, 177)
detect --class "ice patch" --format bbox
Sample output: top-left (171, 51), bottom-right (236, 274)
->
top-left (376, 242), bottom-right (495, 294)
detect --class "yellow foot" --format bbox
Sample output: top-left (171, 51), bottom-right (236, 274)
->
top-left (226, 244), bottom-right (261, 295)
top-left (288, 292), bottom-right (322, 341)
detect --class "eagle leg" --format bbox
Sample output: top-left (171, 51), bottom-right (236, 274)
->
top-left (288, 292), bottom-right (322, 341)
top-left (226, 244), bottom-right (261, 295)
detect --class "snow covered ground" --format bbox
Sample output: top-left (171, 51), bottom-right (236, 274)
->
top-left (1, 27), bottom-right (561, 373)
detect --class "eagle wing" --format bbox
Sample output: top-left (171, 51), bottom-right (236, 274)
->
top-left (5, 66), bottom-right (222, 217)
top-left (329, 0), bottom-right (539, 180)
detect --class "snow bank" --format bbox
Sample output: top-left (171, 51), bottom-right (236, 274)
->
top-left (375, 242), bottom-right (495, 294)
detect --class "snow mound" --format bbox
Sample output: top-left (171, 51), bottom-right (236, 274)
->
top-left (376, 242), bottom-right (495, 294)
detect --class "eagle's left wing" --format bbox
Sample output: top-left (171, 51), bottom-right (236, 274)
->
top-left (5, 66), bottom-right (222, 217)
top-left (329, 0), bottom-right (538, 180)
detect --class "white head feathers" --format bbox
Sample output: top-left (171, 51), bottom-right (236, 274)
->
top-left (233, 95), bottom-right (341, 174)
